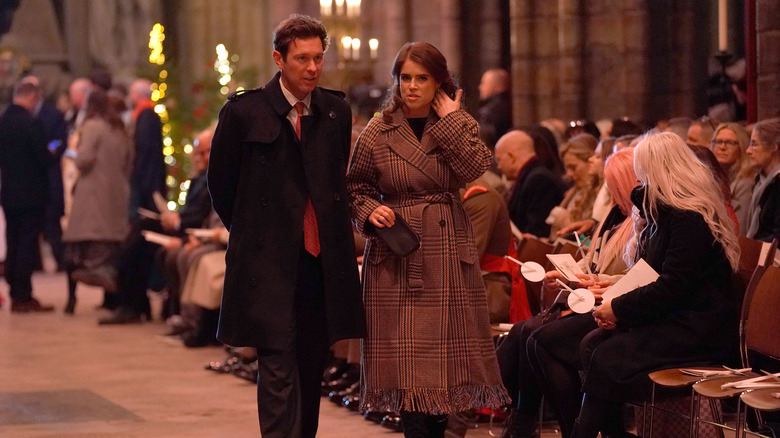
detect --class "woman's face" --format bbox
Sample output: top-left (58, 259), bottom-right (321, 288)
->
top-left (710, 128), bottom-right (741, 169)
top-left (748, 130), bottom-right (779, 173)
top-left (399, 59), bottom-right (439, 118)
top-left (564, 152), bottom-right (590, 185)
top-left (588, 143), bottom-right (604, 176)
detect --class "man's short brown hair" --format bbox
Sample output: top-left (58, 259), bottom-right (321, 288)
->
top-left (273, 14), bottom-right (329, 60)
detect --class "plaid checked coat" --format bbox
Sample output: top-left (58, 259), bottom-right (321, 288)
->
top-left (347, 108), bottom-right (511, 414)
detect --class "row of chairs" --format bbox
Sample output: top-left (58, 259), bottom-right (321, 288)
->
top-left (647, 236), bottom-right (780, 437)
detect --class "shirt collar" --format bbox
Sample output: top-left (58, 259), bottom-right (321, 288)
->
top-left (279, 79), bottom-right (311, 112)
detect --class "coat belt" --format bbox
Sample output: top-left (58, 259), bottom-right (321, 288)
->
top-left (382, 192), bottom-right (474, 291)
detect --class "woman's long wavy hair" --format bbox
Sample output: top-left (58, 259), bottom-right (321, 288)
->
top-left (382, 42), bottom-right (458, 114)
top-left (632, 132), bottom-right (740, 270)
top-left (712, 123), bottom-right (754, 181)
top-left (597, 147), bottom-right (636, 271)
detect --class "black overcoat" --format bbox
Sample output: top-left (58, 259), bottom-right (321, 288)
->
top-left (208, 73), bottom-right (364, 349)
top-left (581, 206), bottom-right (739, 402)
top-left (0, 104), bottom-right (53, 211)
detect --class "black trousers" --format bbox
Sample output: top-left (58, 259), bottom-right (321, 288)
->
top-left (255, 250), bottom-right (330, 438)
top-left (114, 226), bottom-right (156, 315)
top-left (494, 313), bottom-right (549, 412)
top-left (4, 207), bottom-right (45, 302)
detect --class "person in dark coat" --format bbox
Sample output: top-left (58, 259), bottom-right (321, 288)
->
top-left (745, 117), bottom-right (780, 246)
top-left (571, 132), bottom-right (741, 438)
top-left (494, 129), bottom-right (566, 238)
top-left (477, 68), bottom-right (512, 152)
top-left (208, 14), bottom-right (363, 438)
top-left (0, 81), bottom-right (55, 312)
top-left (22, 76), bottom-right (68, 271)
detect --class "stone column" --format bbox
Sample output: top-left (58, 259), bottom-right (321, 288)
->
top-left (756, 0), bottom-right (780, 119)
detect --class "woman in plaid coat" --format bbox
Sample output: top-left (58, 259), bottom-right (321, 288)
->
top-left (347, 42), bottom-right (510, 437)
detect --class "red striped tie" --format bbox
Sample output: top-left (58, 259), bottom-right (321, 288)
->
top-left (295, 102), bottom-right (320, 256)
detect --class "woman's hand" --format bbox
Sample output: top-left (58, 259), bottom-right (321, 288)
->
top-left (588, 280), bottom-right (612, 301)
top-left (593, 300), bottom-right (617, 330)
top-left (573, 273), bottom-right (599, 288)
top-left (369, 205), bottom-right (396, 228)
top-left (432, 89), bottom-right (462, 118)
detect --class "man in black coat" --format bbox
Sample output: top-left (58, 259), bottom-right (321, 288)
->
top-left (208, 14), bottom-right (363, 438)
top-left (494, 130), bottom-right (566, 238)
top-left (0, 81), bottom-right (55, 312)
top-left (478, 68), bottom-right (512, 153)
top-left (23, 76), bottom-right (68, 271)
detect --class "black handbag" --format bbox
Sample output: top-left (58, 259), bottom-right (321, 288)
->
top-left (375, 213), bottom-right (421, 257)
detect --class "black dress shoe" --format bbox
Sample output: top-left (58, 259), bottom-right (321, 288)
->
top-left (365, 410), bottom-right (388, 423)
top-left (343, 393), bottom-right (361, 411)
top-left (98, 309), bottom-right (142, 325)
top-left (322, 359), bottom-right (349, 383)
top-left (381, 413), bottom-right (403, 432)
top-left (329, 381), bottom-right (360, 404)
top-left (231, 359), bottom-right (258, 383)
top-left (11, 298), bottom-right (55, 313)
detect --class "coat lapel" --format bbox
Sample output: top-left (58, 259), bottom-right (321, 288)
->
top-left (380, 109), bottom-right (444, 188)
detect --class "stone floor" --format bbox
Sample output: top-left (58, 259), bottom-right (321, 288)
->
top-left (0, 272), bottom-right (564, 437)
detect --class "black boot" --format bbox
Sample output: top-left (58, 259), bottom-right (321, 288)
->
top-left (571, 418), bottom-right (601, 438)
top-left (501, 408), bottom-right (537, 438)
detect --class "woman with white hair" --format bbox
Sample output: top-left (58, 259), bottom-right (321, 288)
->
top-left (571, 132), bottom-right (741, 438)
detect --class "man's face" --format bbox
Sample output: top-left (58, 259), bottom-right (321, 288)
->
top-left (192, 137), bottom-right (212, 173)
top-left (494, 145), bottom-right (520, 180)
top-left (687, 124), bottom-right (708, 147)
top-left (273, 37), bottom-right (324, 101)
top-left (478, 71), bottom-right (494, 101)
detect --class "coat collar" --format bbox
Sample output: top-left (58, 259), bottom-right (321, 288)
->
top-left (380, 107), bottom-right (440, 131)
top-left (264, 72), bottom-right (326, 119)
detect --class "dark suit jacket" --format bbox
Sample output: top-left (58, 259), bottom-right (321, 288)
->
top-left (131, 107), bottom-right (166, 218)
top-left (177, 170), bottom-right (212, 234)
top-left (507, 157), bottom-right (565, 237)
top-left (36, 100), bottom-right (68, 216)
top-left (0, 104), bottom-right (53, 211)
top-left (208, 72), bottom-right (364, 349)
top-left (478, 91), bottom-right (511, 150)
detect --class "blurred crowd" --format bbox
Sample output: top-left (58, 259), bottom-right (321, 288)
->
top-left (1, 64), bottom-right (779, 436)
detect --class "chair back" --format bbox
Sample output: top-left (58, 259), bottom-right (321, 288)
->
top-left (552, 239), bottom-right (583, 261)
top-left (744, 265), bottom-right (780, 364)
top-left (515, 236), bottom-right (555, 315)
top-left (736, 236), bottom-right (776, 303)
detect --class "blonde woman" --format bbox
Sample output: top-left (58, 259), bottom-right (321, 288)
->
top-left (571, 132), bottom-right (740, 438)
top-left (710, 123), bottom-right (754, 234)
top-left (547, 133), bottom-right (601, 238)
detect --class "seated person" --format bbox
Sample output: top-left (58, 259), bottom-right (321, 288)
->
top-left (746, 118), bottom-right (780, 248)
top-left (497, 146), bottom-right (637, 438)
top-left (571, 133), bottom-right (740, 438)
top-left (494, 130), bottom-right (566, 239)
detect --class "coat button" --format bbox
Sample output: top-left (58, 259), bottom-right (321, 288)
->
top-left (357, 200), bottom-right (365, 206)
top-left (259, 156), bottom-right (266, 165)
top-left (334, 193), bottom-right (341, 201)
top-left (256, 238), bottom-right (263, 248)
top-left (260, 197), bottom-right (268, 206)
top-left (439, 220), bottom-right (446, 227)
top-left (250, 278), bottom-right (257, 287)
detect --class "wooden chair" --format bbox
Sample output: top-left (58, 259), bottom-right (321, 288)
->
top-left (734, 265), bottom-right (780, 437)
top-left (646, 238), bottom-right (778, 438)
top-left (515, 236), bottom-right (555, 315)
top-left (692, 263), bottom-right (780, 437)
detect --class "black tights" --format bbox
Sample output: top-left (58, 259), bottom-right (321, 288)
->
top-left (570, 393), bottom-right (624, 438)
top-left (400, 411), bottom-right (448, 438)
top-left (495, 315), bottom-right (547, 413)
top-left (526, 334), bottom-right (583, 438)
